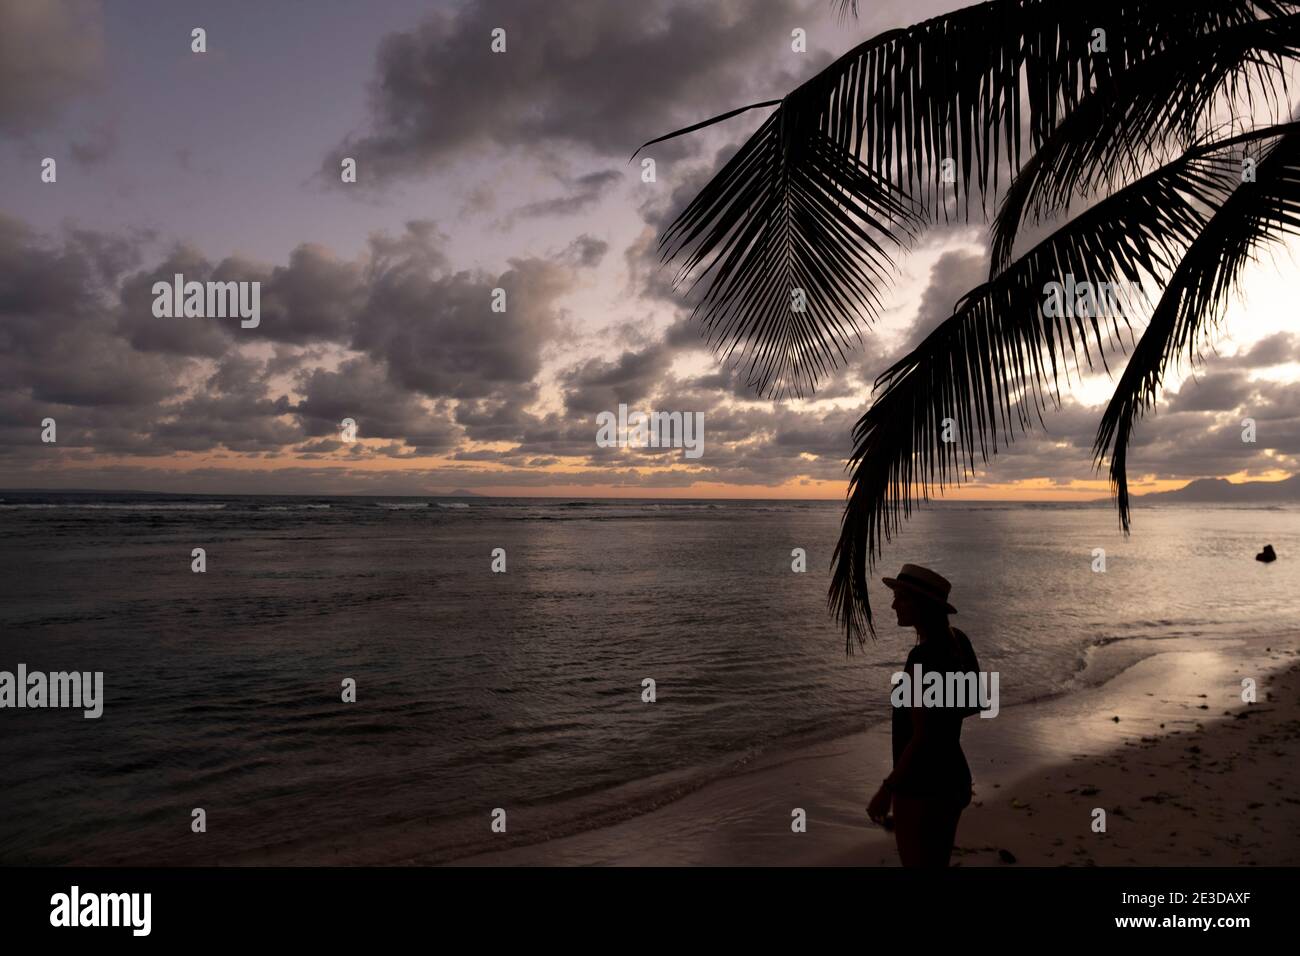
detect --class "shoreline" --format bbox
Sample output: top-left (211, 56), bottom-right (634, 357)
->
top-left (159, 630), bottom-right (1300, 867)
top-left (449, 633), bottom-right (1300, 866)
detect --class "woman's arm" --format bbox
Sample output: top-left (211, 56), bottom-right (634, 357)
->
top-left (868, 703), bottom-right (929, 823)
top-left (885, 701), bottom-right (928, 790)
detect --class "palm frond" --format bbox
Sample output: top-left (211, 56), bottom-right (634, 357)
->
top-left (796, 0), bottom-right (1290, 212)
top-left (832, 1), bottom-right (861, 20)
top-left (660, 110), bottom-right (924, 399)
top-left (830, 123), bottom-right (1300, 650)
top-left (991, 13), bottom-right (1300, 272)
top-left (1093, 125), bottom-right (1300, 529)
top-left (646, 0), bottom-right (1288, 398)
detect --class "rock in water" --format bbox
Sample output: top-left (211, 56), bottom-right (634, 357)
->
top-left (1256, 544), bottom-right (1277, 563)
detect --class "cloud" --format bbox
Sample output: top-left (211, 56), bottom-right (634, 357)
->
top-left (116, 246), bottom-right (235, 358)
top-left (1221, 332), bottom-right (1300, 368)
top-left (69, 118), bottom-right (117, 166)
top-left (325, 0), bottom-right (830, 180)
top-left (1167, 370), bottom-right (1253, 413)
top-left (0, 215), bottom-right (185, 414)
top-left (561, 341), bottom-right (676, 414)
top-left (2, 187), bottom-right (1295, 494)
top-left (496, 169), bottom-right (622, 227)
top-left (150, 389), bottom-right (298, 455)
top-left (957, 375), bottom-right (1300, 487)
top-left (628, 141), bottom-right (747, 306)
top-left (255, 244), bottom-right (366, 345)
top-left (0, 0), bottom-right (105, 134)
top-left (293, 356), bottom-right (460, 454)
top-left (351, 226), bottom-right (578, 400)
top-left (895, 248), bottom-right (987, 354)
top-left (117, 245), bottom-right (364, 354)
top-left (562, 234), bottom-right (609, 269)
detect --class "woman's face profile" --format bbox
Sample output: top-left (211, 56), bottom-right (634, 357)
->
top-left (891, 588), bottom-right (916, 628)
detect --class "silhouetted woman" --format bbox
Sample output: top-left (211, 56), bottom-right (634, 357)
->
top-left (866, 564), bottom-right (983, 867)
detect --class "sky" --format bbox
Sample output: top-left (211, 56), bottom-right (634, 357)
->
top-left (1, 0), bottom-right (1298, 499)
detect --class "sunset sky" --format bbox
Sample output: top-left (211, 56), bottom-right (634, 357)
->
top-left (2, 0), bottom-right (1298, 499)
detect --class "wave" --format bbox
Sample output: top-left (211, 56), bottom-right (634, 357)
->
top-left (375, 502), bottom-right (429, 510)
top-left (0, 503), bottom-right (227, 511)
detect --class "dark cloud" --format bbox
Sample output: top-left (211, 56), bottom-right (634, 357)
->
top-left (498, 169), bottom-right (622, 226)
top-left (0, 0), bottom-right (104, 134)
top-left (69, 118), bottom-right (117, 166)
top-left (457, 183), bottom-right (497, 219)
top-left (562, 234), bottom-right (609, 269)
top-left (352, 228), bottom-right (577, 400)
top-left (293, 356), bottom-right (460, 454)
top-left (623, 224), bottom-right (685, 308)
top-left (956, 375), bottom-right (1300, 487)
top-left (560, 341), bottom-right (675, 414)
top-left (151, 390), bottom-right (297, 455)
top-left (3, 163), bottom-right (1296, 495)
top-left (786, 243), bottom-right (1300, 490)
top-left (1220, 332), bottom-right (1300, 368)
top-left (628, 141), bottom-right (747, 307)
top-left (325, 0), bottom-right (831, 179)
top-left (897, 248), bottom-right (987, 353)
top-left (636, 141), bottom-right (745, 234)
top-left (452, 384), bottom-right (542, 443)
top-left (771, 405), bottom-right (863, 459)
top-left (116, 246), bottom-right (231, 358)
top-left (118, 243), bottom-right (362, 356)
top-left (0, 209), bottom-right (611, 468)
top-left (0, 215), bottom-right (187, 413)
top-left (1167, 370), bottom-right (1253, 412)
top-left (255, 244), bottom-right (366, 345)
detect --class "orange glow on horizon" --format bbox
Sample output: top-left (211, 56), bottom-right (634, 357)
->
top-left (20, 451), bottom-right (1294, 501)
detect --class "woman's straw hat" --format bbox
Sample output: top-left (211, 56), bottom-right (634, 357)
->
top-left (882, 563), bottom-right (957, 614)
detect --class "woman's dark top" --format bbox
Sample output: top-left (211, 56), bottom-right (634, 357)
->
top-left (890, 627), bottom-right (982, 808)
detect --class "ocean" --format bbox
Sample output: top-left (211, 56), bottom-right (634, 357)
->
top-left (1, 492), bottom-right (1295, 864)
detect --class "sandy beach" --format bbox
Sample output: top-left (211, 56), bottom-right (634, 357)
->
top-left (450, 634), bottom-right (1300, 866)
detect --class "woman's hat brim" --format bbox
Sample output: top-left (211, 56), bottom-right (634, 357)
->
top-left (882, 576), bottom-right (957, 614)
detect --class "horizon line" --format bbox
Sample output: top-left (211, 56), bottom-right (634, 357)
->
top-left (2, 473), bottom-right (1294, 504)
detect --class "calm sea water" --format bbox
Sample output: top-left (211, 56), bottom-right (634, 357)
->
top-left (0, 492), bottom-right (1296, 863)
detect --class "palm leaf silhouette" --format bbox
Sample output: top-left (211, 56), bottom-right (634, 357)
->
top-left (1094, 126), bottom-right (1300, 530)
top-left (657, 112), bottom-right (923, 400)
top-left (639, 0), bottom-right (1300, 647)
top-left (992, 13), bottom-right (1299, 271)
top-left (831, 122), bottom-right (1300, 649)
top-left (640, 0), bottom-right (1286, 399)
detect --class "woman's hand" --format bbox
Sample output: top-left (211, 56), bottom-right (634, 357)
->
top-left (867, 785), bottom-right (892, 825)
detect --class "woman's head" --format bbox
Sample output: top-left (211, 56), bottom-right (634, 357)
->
top-left (882, 563), bottom-right (957, 632)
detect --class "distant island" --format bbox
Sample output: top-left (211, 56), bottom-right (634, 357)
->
top-left (1136, 475), bottom-right (1300, 503)
top-left (443, 489), bottom-right (484, 498)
